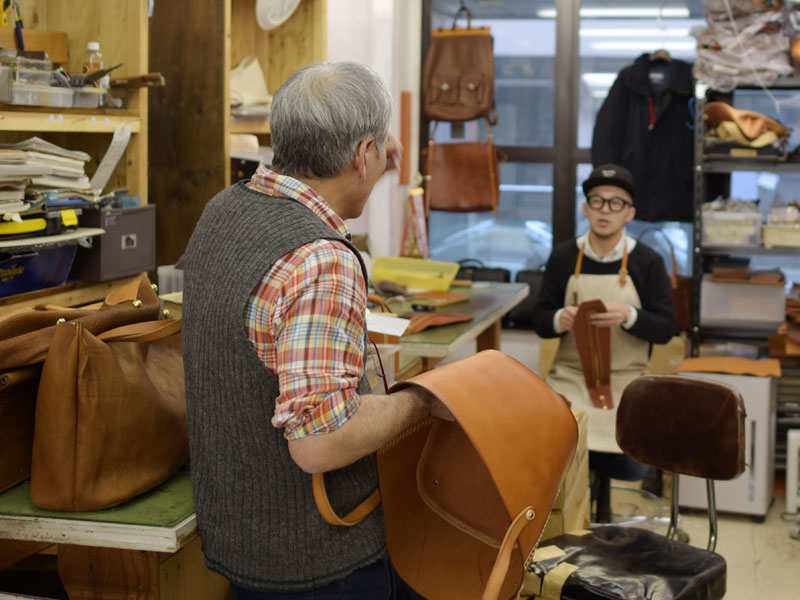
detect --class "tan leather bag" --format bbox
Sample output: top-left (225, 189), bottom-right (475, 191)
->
top-left (30, 318), bottom-right (188, 511)
top-left (0, 275), bottom-right (161, 372)
top-left (421, 118), bottom-right (505, 215)
top-left (422, 5), bottom-right (495, 123)
top-left (313, 350), bottom-right (578, 600)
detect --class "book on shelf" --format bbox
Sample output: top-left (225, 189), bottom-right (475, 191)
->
top-left (29, 174), bottom-right (92, 191)
top-left (0, 199), bottom-right (29, 214)
top-left (26, 161), bottom-right (85, 178)
top-left (0, 187), bottom-right (25, 202)
top-left (0, 136), bottom-right (91, 162)
top-left (25, 150), bottom-right (88, 169)
top-left (0, 150), bottom-right (27, 164)
top-left (0, 163), bottom-right (54, 177)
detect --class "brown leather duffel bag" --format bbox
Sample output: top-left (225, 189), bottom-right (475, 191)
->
top-left (314, 350), bottom-right (578, 600)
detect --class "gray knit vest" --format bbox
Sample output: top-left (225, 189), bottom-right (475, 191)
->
top-left (182, 182), bottom-right (385, 592)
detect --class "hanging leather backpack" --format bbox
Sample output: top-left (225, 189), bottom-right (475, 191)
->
top-left (422, 5), bottom-right (496, 123)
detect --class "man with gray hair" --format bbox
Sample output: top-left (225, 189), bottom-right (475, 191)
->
top-left (182, 61), bottom-right (446, 598)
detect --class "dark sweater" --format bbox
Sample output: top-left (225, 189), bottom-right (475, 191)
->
top-left (182, 183), bottom-right (385, 592)
top-left (532, 239), bottom-right (676, 344)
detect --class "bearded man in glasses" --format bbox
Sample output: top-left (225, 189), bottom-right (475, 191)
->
top-left (532, 163), bottom-right (675, 521)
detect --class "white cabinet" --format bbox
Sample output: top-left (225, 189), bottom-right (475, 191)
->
top-left (677, 372), bottom-right (776, 519)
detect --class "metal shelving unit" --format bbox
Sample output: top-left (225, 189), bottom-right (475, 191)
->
top-left (691, 80), bottom-right (800, 356)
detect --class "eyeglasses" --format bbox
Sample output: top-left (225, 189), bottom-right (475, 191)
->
top-left (586, 195), bottom-right (632, 212)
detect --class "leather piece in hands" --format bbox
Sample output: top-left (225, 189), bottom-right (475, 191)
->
top-left (380, 350), bottom-right (578, 600)
top-left (402, 311), bottom-right (472, 335)
top-left (572, 299), bottom-right (613, 410)
top-left (30, 319), bottom-right (188, 511)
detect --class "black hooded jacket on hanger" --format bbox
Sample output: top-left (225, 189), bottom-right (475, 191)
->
top-left (591, 53), bottom-right (694, 222)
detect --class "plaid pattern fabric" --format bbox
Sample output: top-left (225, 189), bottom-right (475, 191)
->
top-left (245, 165), bottom-right (366, 439)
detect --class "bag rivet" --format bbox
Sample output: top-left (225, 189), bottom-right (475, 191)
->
top-left (440, 82), bottom-right (449, 91)
top-left (132, 299), bottom-right (143, 308)
top-left (150, 283), bottom-right (158, 292)
top-left (526, 509), bottom-right (535, 520)
top-left (433, 479), bottom-right (438, 486)
top-left (162, 309), bottom-right (170, 318)
top-left (467, 83), bottom-right (476, 90)
top-left (56, 318), bottom-right (66, 324)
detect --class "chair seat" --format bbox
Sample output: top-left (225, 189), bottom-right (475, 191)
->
top-left (530, 526), bottom-right (726, 600)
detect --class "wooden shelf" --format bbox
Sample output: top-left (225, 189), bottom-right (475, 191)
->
top-left (701, 160), bottom-right (800, 174)
top-left (701, 245), bottom-right (800, 256)
top-left (0, 109), bottom-right (141, 133)
top-left (230, 119), bottom-right (270, 135)
top-left (0, 276), bottom-right (140, 316)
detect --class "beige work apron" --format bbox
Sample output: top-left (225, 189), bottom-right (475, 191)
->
top-left (545, 242), bottom-right (649, 453)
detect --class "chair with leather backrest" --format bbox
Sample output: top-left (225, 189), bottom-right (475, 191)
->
top-left (526, 374), bottom-right (746, 600)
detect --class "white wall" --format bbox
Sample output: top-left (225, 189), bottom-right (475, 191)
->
top-left (327, 0), bottom-right (422, 259)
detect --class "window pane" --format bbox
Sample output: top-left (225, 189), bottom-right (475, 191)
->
top-left (577, 1), bottom-right (706, 148)
top-left (575, 163), bottom-right (692, 275)
top-left (428, 162), bottom-right (553, 275)
top-left (431, 2), bottom-right (556, 146)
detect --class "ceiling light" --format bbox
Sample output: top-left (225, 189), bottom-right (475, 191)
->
top-left (538, 8), bottom-right (690, 18)
top-left (580, 28), bottom-right (690, 37)
top-left (581, 73), bottom-right (617, 87)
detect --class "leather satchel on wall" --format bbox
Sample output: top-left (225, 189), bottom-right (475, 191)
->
top-left (638, 228), bottom-right (692, 331)
top-left (30, 318), bottom-right (188, 512)
top-left (421, 118), bottom-right (505, 215)
top-left (312, 350), bottom-right (578, 600)
top-left (573, 299), bottom-right (613, 410)
top-left (422, 5), bottom-right (495, 123)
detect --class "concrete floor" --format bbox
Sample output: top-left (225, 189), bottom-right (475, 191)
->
top-left (442, 329), bottom-right (800, 599)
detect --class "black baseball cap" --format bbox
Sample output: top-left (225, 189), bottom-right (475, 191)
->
top-left (582, 164), bottom-right (636, 199)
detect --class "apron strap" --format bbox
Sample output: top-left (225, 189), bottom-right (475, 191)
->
top-left (575, 239), bottom-right (629, 287)
top-left (618, 240), bottom-right (628, 287)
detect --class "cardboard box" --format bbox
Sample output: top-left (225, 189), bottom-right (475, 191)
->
top-left (541, 484), bottom-right (591, 541)
top-left (71, 205), bottom-right (155, 282)
top-left (552, 412), bottom-right (588, 510)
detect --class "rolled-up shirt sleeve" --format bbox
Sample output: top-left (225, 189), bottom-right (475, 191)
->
top-left (245, 239), bottom-right (367, 440)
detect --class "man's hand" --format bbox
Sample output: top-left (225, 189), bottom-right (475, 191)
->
top-left (559, 305), bottom-right (579, 332)
top-left (384, 134), bottom-right (402, 174)
top-left (591, 302), bottom-right (630, 328)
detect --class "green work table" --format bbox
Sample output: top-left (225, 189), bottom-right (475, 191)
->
top-left (0, 469), bottom-right (231, 599)
top-left (391, 281), bottom-right (528, 375)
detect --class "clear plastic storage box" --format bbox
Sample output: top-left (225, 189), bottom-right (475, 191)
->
top-left (72, 86), bottom-right (106, 108)
top-left (700, 274), bottom-right (785, 327)
top-left (702, 210), bottom-right (762, 247)
top-left (11, 83), bottom-right (73, 108)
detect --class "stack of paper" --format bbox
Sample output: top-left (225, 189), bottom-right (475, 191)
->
top-left (0, 137), bottom-right (92, 192)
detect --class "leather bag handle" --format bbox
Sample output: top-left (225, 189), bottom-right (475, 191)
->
top-left (97, 319), bottom-right (182, 343)
top-left (482, 506), bottom-right (536, 600)
top-left (311, 473), bottom-right (380, 526)
top-left (452, 4), bottom-right (472, 29)
top-left (637, 227), bottom-right (680, 278)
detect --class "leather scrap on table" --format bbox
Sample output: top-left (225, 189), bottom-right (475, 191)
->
top-left (401, 311), bottom-right (472, 335)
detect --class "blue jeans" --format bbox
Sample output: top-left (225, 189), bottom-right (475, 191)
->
top-left (229, 558), bottom-right (425, 600)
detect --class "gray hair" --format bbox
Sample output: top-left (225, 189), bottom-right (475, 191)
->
top-left (269, 60), bottom-right (393, 179)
